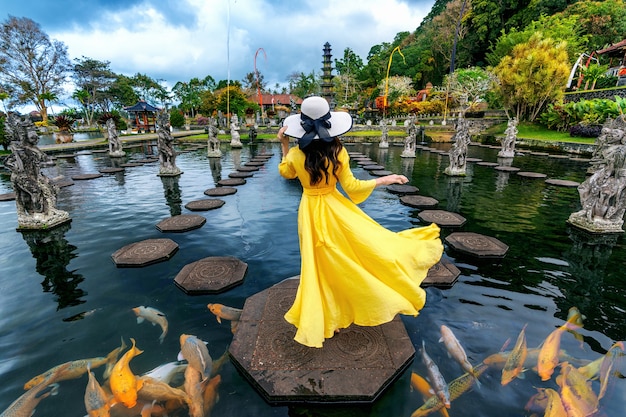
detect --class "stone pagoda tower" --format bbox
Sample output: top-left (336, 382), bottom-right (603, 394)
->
top-left (321, 42), bottom-right (335, 107)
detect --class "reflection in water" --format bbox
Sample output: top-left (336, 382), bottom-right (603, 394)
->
top-left (19, 222), bottom-right (86, 310)
top-left (209, 157), bottom-right (222, 184)
top-left (400, 154), bottom-right (414, 178)
top-left (161, 176), bottom-right (182, 216)
top-left (231, 148), bottom-right (242, 170)
top-left (446, 177), bottom-right (464, 212)
top-left (496, 171), bottom-right (510, 192)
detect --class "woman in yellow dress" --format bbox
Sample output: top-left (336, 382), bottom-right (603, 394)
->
top-left (278, 96), bottom-right (444, 348)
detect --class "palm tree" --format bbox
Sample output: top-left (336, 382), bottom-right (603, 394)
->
top-left (37, 91), bottom-right (58, 123)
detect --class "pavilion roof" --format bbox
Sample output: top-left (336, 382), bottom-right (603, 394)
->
top-left (596, 39), bottom-right (626, 56)
top-left (124, 100), bottom-right (160, 113)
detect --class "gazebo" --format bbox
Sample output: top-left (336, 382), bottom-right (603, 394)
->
top-left (124, 100), bottom-right (160, 133)
top-left (596, 39), bottom-right (626, 86)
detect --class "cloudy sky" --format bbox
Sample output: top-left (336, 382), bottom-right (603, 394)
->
top-left (2, 0), bottom-right (434, 103)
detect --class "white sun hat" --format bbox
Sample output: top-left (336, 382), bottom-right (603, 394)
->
top-left (282, 96), bottom-right (352, 148)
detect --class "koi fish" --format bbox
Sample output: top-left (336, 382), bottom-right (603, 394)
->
top-left (184, 365), bottom-right (204, 417)
top-left (132, 306), bottom-right (168, 344)
top-left (598, 341), bottom-right (624, 401)
top-left (410, 372), bottom-right (450, 417)
top-left (410, 363), bottom-right (488, 417)
top-left (142, 361), bottom-right (187, 386)
top-left (439, 325), bottom-right (480, 385)
top-left (501, 324), bottom-right (528, 385)
top-left (538, 309), bottom-right (584, 381)
top-left (1, 363), bottom-right (69, 417)
top-left (207, 303), bottom-right (243, 334)
top-left (577, 356), bottom-right (604, 380)
top-left (202, 374), bottom-right (222, 417)
top-left (210, 347), bottom-right (230, 378)
top-left (179, 334), bottom-right (213, 380)
top-left (84, 364), bottom-right (112, 417)
top-left (528, 388), bottom-right (568, 417)
top-left (420, 340), bottom-right (450, 409)
top-left (137, 375), bottom-right (191, 410)
top-left (556, 362), bottom-right (598, 417)
top-left (24, 341), bottom-right (124, 390)
top-left (484, 347), bottom-right (589, 369)
top-left (109, 338), bottom-right (144, 408)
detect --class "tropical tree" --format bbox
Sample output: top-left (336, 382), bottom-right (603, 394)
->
top-left (172, 75), bottom-right (216, 118)
top-left (444, 67), bottom-right (495, 113)
top-left (287, 71), bottom-right (320, 99)
top-left (131, 73), bottom-right (170, 107)
top-left (215, 86), bottom-right (256, 117)
top-left (242, 71), bottom-right (266, 95)
top-left (492, 33), bottom-right (570, 121)
top-left (581, 64), bottom-right (609, 90)
top-left (108, 75), bottom-right (140, 109)
top-left (0, 16), bottom-right (71, 123)
top-left (72, 56), bottom-right (116, 126)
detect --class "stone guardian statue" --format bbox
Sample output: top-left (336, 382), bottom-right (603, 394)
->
top-left (207, 117), bottom-right (222, 158)
top-left (230, 115), bottom-right (243, 148)
top-left (401, 114), bottom-right (417, 158)
top-left (156, 112), bottom-right (182, 176)
top-left (444, 115), bottom-right (471, 176)
top-left (379, 118), bottom-right (389, 148)
top-left (498, 117), bottom-right (518, 158)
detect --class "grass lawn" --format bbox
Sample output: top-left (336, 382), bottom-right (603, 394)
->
top-left (485, 121), bottom-right (595, 144)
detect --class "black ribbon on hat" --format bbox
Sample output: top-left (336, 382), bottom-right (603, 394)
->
top-left (298, 112), bottom-right (333, 149)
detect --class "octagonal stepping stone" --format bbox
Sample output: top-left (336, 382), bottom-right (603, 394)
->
top-left (476, 162), bottom-right (499, 167)
top-left (466, 157), bottom-right (482, 162)
top-left (418, 210), bottom-right (466, 227)
top-left (517, 171), bottom-right (547, 179)
top-left (237, 166), bottom-right (260, 172)
top-left (217, 178), bottom-right (246, 186)
top-left (356, 159), bottom-right (374, 166)
top-left (369, 170), bottom-right (393, 177)
top-left (112, 238), bottom-right (179, 267)
top-left (229, 171), bottom-right (253, 178)
top-left (204, 187), bottom-right (237, 197)
top-left (229, 277), bottom-right (415, 404)
top-left (530, 151), bottom-right (549, 156)
top-left (72, 173), bottom-right (103, 180)
top-left (423, 258), bottom-right (461, 288)
top-left (348, 152), bottom-right (364, 157)
top-left (399, 195), bottom-right (439, 208)
top-left (363, 164), bottom-right (385, 170)
top-left (99, 167), bottom-right (125, 173)
top-left (174, 256), bottom-right (248, 294)
top-left (0, 192), bottom-right (16, 202)
top-left (387, 184), bottom-right (419, 195)
top-left (257, 152), bottom-right (274, 157)
top-left (185, 199), bottom-right (225, 211)
top-left (121, 162), bottom-right (144, 167)
top-left (494, 166), bottom-right (520, 172)
top-left (245, 161), bottom-right (265, 167)
top-left (445, 232), bottom-right (508, 258)
top-left (54, 179), bottom-right (75, 188)
top-left (156, 214), bottom-right (206, 233)
top-left (135, 158), bottom-right (158, 163)
top-left (545, 179), bottom-right (580, 187)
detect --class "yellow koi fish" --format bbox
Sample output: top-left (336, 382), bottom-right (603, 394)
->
top-left (137, 375), bottom-right (191, 410)
top-left (534, 388), bottom-right (568, 417)
top-left (202, 374), bottom-right (222, 417)
top-left (132, 306), bottom-right (168, 344)
top-left (2, 363), bottom-right (69, 417)
top-left (556, 362), bottom-right (598, 417)
top-left (598, 341), bottom-right (624, 401)
top-left (484, 347), bottom-right (589, 369)
top-left (410, 363), bottom-right (488, 417)
top-left (84, 364), bottom-right (112, 417)
top-left (439, 325), bottom-right (480, 384)
top-left (184, 365), bottom-right (204, 417)
top-left (501, 324), bottom-right (528, 385)
top-left (109, 338), bottom-right (144, 408)
top-left (180, 334), bottom-right (213, 380)
top-left (577, 356), bottom-right (604, 380)
top-left (410, 372), bottom-right (450, 417)
top-left (538, 310), bottom-right (584, 382)
top-left (207, 303), bottom-right (242, 334)
top-left (420, 340), bottom-right (450, 409)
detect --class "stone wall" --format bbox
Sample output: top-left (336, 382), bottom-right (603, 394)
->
top-left (564, 86), bottom-right (626, 102)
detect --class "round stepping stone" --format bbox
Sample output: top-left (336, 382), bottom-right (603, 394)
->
top-left (245, 161), bottom-right (265, 166)
top-left (348, 152), bottom-right (364, 157)
top-left (445, 232), bottom-right (509, 258)
top-left (185, 199), bottom-right (225, 211)
top-left (363, 164), bottom-right (385, 170)
top-left (237, 166), bottom-right (259, 172)
top-left (530, 152), bottom-right (549, 156)
top-left (399, 195), bottom-right (439, 208)
top-left (120, 163), bottom-right (144, 167)
top-left (99, 167), bottom-right (125, 173)
top-left (494, 166), bottom-right (520, 172)
top-left (387, 184), bottom-right (419, 195)
top-left (0, 192), bottom-right (16, 201)
top-left (229, 171), bottom-right (253, 178)
top-left (72, 173), bottom-right (103, 180)
top-left (466, 157), bottom-right (483, 162)
top-left (54, 179), bottom-right (75, 188)
top-left (217, 178), bottom-right (246, 186)
top-left (256, 152), bottom-right (274, 157)
top-left (156, 214), bottom-right (206, 233)
top-left (204, 187), bottom-right (237, 197)
top-left (423, 258), bottom-right (461, 288)
top-left (545, 179), bottom-right (580, 187)
top-left (174, 256), bottom-right (248, 294)
top-left (369, 170), bottom-right (393, 176)
top-left (418, 210), bottom-right (466, 227)
top-left (356, 159), bottom-right (374, 165)
top-left (135, 159), bottom-right (158, 163)
top-left (517, 171), bottom-right (547, 179)
top-left (476, 162), bottom-right (499, 167)
top-left (111, 238), bottom-right (179, 267)
top-left (228, 278), bottom-right (415, 404)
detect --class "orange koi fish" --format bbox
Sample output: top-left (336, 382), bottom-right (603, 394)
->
top-left (598, 341), bottom-right (624, 401)
top-left (109, 338), bottom-right (144, 408)
top-left (410, 372), bottom-right (450, 417)
top-left (207, 303), bottom-right (242, 334)
top-left (180, 334), bottom-right (213, 380)
top-left (184, 365), bottom-right (204, 417)
top-left (2, 363), bottom-right (69, 417)
top-left (484, 347), bottom-right (589, 369)
top-left (556, 362), bottom-right (598, 417)
top-left (202, 374), bottom-right (222, 417)
top-left (410, 363), bottom-right (488, 417)
top-left (84, 364), bottom-right (112, 417)
top-left (132, 306), bottom-right (168, 344)
top-left (420, 340), bottom-right (450, 409)
top-left (538, 309), bottom-right (584, 382)
top-left (501, 324), bottom-right (528, 385)
top-left (531, 388), bottom-right (568, 417)
top-left (137, 376), bottom-right (191, 410)
top-left (439, 325), bottom-right (480, 385)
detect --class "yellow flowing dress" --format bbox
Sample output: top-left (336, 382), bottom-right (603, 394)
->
top-left (279, 146), bottom-right (444, 348)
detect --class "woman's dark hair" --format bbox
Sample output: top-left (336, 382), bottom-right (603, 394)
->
top-left (302, 138), bottom-right (343, 185)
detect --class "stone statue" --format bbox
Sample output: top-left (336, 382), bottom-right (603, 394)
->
top-left (248, 124), bottom-right (257, 142)
top-left (230, 115), bottom-right (243, 148)
top-left (207, 117), bottom-right (222, 158)
top-left (106, 117), bottom-right (125, 157)
top-left (379, 118), bottom-right (389, 148)
top-left (568, 115), bottom-right (626, 233)
top-left (156, 112), bottom-right (182, 176)
top-left (401, 114), bottom-right (417, 158)
top-left (444, 115), bottom-right (471, 176)
top-left (498, 117), bottom-right (518, 158)
top-left (587, 120), bottom-right (625, 175)
top-left (3, 114), bottom-right (70, 230)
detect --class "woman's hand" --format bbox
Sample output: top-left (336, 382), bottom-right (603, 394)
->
top-left (375, 174), bottom-right (409, 187)
top-left (277, 126), bottom-right (289, 144)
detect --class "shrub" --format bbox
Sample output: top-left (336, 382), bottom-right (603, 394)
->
top-left (569, 124), bottom-right (602, 138)
top-left (169, 109), bottom-right (185, 128)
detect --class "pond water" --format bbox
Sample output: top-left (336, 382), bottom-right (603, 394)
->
top-left (0, 139), bottom-right (624, 417)
top-left (37, 131), bottom-right (103, 146)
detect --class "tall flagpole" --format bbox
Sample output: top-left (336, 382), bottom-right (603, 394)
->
top-left (227, 0), bottom-right (231, 127)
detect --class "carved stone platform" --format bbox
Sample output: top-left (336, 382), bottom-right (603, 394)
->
top-left (363, 164), bottom-right (385, 170)
top-left (476, 162), bottom-right (499, 167)
top-left (466, 158), bottom-right (483, 162)
top-left (174, 256), bottom-right (247, 294)
top-left (0, 192), bottom-right (16, 201)
top-left (245, 161), bottom-right (265, 167)
top-left (204, 187), bottom-right (237, 197)
top-left (237, 166), bottom-right (259, 172)
top-left (423, 258), bottom-right (461, 288)
top-left (120, 162), bottom-right (144, 167)
top-left (217, 178), bottom-right (246, 186)
top-left (445, 232), bottom-right (509, 258)
top-left (72, 173), bottom-right (103, 180)
top-left (156, 214), bottom-right (206, 233)
top-left (517, 171), bottom-right (547, 179)
top-left (184, 199), bottom-right (225, 211)
top-left (417, 210), bottom-right (466, 227)
top-left (399, 195), bottom-right (439, 208)
top-left (387, 184), bottom-right (419, 195)
top-left (229, 278), bottom-right (415, 404)
top-left (111, 238), bottom-right (179, 267)
top-left (494, 166), bottom-right (520, 172)
top-left (545, 179), bottom-right (580, 187)
top-left (99, 167), bottom-right (125, 173)
top-left (369, 170), bottom-right (393, 177)
top-left (135, 158), bottom-right (159, 163)
top-left (229, 171), bottom-right (253, 178)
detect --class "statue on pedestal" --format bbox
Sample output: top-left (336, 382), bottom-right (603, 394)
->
top-left (230, 115), bottom-right (243, 148)
top-left (401, 114), bottom-right (417, 158)
top-left (207, 117), bottom-right (222, 158)
top-left (498, 117), bottom-right (518, 158)
top-left (156, 112), bottom-right (182, 176)
top-left (444, 115), bottom-right (471, 176)
top-left (3, 114), bottom-right (70, 230)
top-left (102, 114), bottom-right (125, 157)
top-left (379, 119), bottom-right (389, 148)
